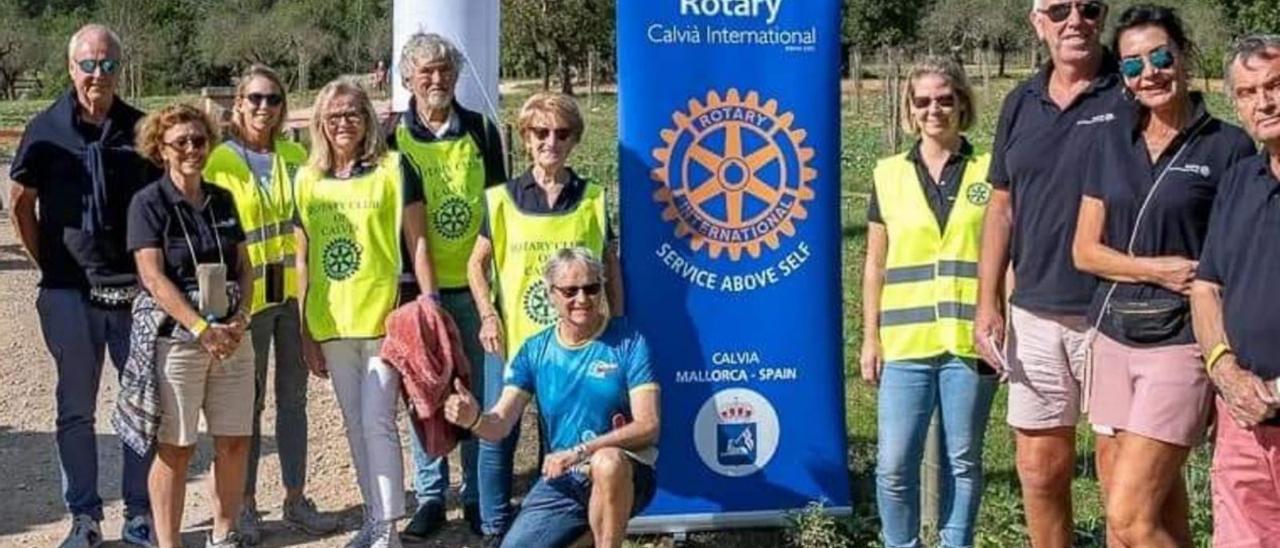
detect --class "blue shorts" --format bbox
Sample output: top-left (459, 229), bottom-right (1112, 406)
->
top-left (500, 455), bottom-right (656, 547)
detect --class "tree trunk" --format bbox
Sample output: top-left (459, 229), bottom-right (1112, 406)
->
top-left (541, 53), bottom-right (551, 91)
top-left (297, 49), bottom-right (310, 93)
top-left (979, 47), bottom-right (990, 93)
top-left (557, 51), bottom-right (573, 96)
top-left (852, 47), bottom-right (863, 114)
top-left (998, 48), bottom-right (1008, 78)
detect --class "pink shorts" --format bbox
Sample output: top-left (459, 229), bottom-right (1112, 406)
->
top-left (1087, 334), bottom-right (1212, 447)
top-left (1005, 306), bottom-right (1091, 430)
top-left (1212, 398), bottom-right (1280, 547)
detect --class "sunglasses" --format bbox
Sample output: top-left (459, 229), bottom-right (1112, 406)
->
top-left (530, 127), bottom-right (573, 141)
top-left (165, 135), bottom-right (208, 151)
top-left (551, 283), bottom-right (603, 298)
top-left (1120, 46), bottom-right (1176, 79)
top-left (76, 58), bottom-right (119, 75)
top-left (1039, 1), bottom-right (1105, 23)
top-left (911, 94), bottom-right (956, 109)
top-left (244, 93), bottom-right (283, 107)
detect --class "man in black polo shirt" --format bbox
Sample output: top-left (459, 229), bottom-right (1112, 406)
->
top-left (8, 24), bottom-right (158, 548)
top-left (973, 1), bottom-right (1124, 545)
top-left (1192, 35), bottom-right (1280, 546)
top-left (387, 32), bottom-right (507, 540)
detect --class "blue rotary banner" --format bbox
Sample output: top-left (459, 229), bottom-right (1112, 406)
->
top-left (617, 0), bottom-right (850, 530)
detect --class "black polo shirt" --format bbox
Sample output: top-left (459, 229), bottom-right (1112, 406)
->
top-left (867, 138), bottom-right (974, 231)
top-left (478, 168), bottom-right (615, 241)
top-left (387, 98), bottom-right (508, 186)
top-left (989, 59), bottom-right (1125, 315)
top-left (1083, 96), bottom-right (1256, 345)
top-left (9, 91), bottom-right (158, 289)
top-left (126, 176), bottom-right (246, 293)
top-left (1197, 152), bottom-right (1280, 382)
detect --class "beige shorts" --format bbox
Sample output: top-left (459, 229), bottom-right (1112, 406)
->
top-left (156, 336), bottom-right (255, 446)
top-left (1005, 305), bottom-right (1091, 430)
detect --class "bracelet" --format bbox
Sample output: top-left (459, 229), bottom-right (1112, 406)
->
top-left (481, 313), bottom-right (499, 322)
top-left (573, 443), bottom-right (589, 462)
top-left (1206, 342), bottom-right (1233, 374)
top-left (466, 413), bottom-right (483, 431)
top-left (190, 318), bottom-right (210, 337)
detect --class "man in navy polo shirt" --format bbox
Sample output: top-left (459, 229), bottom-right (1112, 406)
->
top-left (973, 1), bottom-right (1124, 545)
top-left (8, 24), bottom-right (158, 548)
top-left (1191, 34), bottom-right (1280, 546)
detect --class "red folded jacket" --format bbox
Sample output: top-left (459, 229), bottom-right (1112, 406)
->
top-left (380, 297), bottom-right (472, 459)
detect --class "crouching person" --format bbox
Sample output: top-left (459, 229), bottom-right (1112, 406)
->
top-left (443, 247), bottom-right (660, 548)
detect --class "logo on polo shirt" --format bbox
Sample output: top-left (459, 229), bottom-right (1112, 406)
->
top-left (650, 88), bottom-right (816, 261)
top-left (966, 182), bottom-right (993, 205)
top-left (588, 360), bottom-right (619, 378)
top-left (1170, 164), bottom-right (1211, 178)
top-left (1076, 112), bottom-right (1117, 126)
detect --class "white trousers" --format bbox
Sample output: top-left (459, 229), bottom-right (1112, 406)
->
top-left (323, 338), bottom-right (404, 521)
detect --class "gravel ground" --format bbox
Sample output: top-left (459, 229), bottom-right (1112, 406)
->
top-left (0, 201), bottom-right (543, 547)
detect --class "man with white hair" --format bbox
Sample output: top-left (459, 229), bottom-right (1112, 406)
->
top-left (9, 23), bottom-right (158, 548)
top-left (1191, 34), bottom-right (1280, 547)
top-left (973, 1), bottom-right (1124, 546)
top-left (386, 31), bottom-right (507, 541)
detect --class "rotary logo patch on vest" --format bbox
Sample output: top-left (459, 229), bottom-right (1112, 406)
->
top-left (322, 238), bottom-right (363, 281)
top-left (433, 195), bottom-right (473, 240)
top-left (650, 89), bottom-right (816, 261)
top-left (966, 182), bottom-right (992, 206)
top-left (522, 279), bottom-right (557, 326)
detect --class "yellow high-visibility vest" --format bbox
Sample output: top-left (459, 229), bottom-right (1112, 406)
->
top-left (486, 182), bottom-right (607, 359)
top-left (873, 150), bottom-right (992, 361)
top-left (294, 153), bottom-right (404, 342)
top-left (204, 139), bottom-right (307, 314)
top-left (395, 123), bottom-right (487, 289)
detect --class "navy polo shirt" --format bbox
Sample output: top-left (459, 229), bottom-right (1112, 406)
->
top-left (1197, 152), bottom-right (1280, 382)
top-left (478, 168), bottom-right (616, 241)
top-left (127, 176), bottom-right (246, 293)
top-left (1083, 95), bottom-right (1255, 345)
top-left (9, 91), bottom-right (158, 289)
top-left (868, 138), bottom-right (974, 231)
top-left (989, 60), bottom-right (1125, 315)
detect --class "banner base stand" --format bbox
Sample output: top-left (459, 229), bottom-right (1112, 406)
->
top-left (628, 506), bottom-right (853, 534)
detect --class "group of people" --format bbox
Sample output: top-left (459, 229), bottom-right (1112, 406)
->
top-left (861, 1), bottom-right (1280, 547)
top-left (12, 24), bottom-right (659, 548)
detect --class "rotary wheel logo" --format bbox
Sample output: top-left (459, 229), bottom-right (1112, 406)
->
top-left (966, 182), bottom-right (993, 206)
top-left (433, 196), bottom-right (472, 240)
top-left (322, 238), bottom-right (362, 281)
top-left (651, 88), bottom-right (817, 261)
top-left (522, 279), bottom-right (557, 326)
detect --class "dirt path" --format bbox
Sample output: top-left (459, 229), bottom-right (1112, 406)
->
top-left (0, 205), bottom-right (541, 547)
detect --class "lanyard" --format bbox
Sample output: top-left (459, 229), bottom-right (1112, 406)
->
top-left (172, 195), bottom-right (226, 267)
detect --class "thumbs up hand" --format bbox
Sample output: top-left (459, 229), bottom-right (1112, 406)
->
top-left (445, 378), bottom-right (481, 428)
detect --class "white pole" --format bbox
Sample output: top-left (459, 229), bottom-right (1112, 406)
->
top-left (392, 0), bottom-right (501, 121)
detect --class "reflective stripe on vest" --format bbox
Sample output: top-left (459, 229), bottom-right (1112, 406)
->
top-left (395, 123), bottom-right (487, 289)
top-left (294, 153), bottom-right (404, 341)
top-left (486, 182), bottom-right (608, 360)
top-left (205, 139), bottom-right (307, 314)
top-left (873, 150), bottom-right (992, 361)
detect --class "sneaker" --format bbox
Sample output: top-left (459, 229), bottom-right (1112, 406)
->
top-left (399, 502), bottom-right (444, 540)
top-left (369, 520), bottom-right (402, 548)
top-left (121, 514), bottom-right (156, 547)
top-left (59, 515), bottom-right (103, 548)
top-left (343, 512), bottom-right (377, 548)
top-left (283, 497), bottom-right (340, 535)
top-left (205, 530), bottom-right (243, 548)
top-left (482, 534), bottom-right (503, 548)
top-left (236, 505), bottom-right (261, 545)
top-left (463, 503), bottom-right (482, 536)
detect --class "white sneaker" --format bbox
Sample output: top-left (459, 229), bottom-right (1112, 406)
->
top-left (121, 514), bottom-right (157, 547)
top-left (343, 512), bottom-right (377, 548)
top-left (368, 520), bottom-right (401, 548)
top-left (59, 515), bottom-right (103, 548)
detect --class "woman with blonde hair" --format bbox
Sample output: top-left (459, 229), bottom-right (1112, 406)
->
top-left (203, 64), bottom-right (336, 543)
top-left (860, 57), bottom-right (997, 548)
top-left (292, 78), bottom-right (437, 548)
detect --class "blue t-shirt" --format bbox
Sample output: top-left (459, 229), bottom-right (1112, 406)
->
top-left (505, 318), bottom-right (659, 464)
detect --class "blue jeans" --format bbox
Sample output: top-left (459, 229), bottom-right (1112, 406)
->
top-left (478, 351), bottom-right (520, 535)
top-left (410, 291), bottom-right (486, 507)
top-left (500, 457), bottom-right (656, 548)
top-left (246, 301), bottom-right (309, 497)
top-left (37, 288), bottom-right (153, 520)
top-left (875, 354), bottom-right (996, 548)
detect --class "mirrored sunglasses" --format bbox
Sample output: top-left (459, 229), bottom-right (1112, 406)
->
top-left (77, 58), bottom-right (119, 75)
top-left (1120, 46), bottom-right (1176, 79)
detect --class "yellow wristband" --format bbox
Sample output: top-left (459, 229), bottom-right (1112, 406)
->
top-left (1206, 342), bottom-right (1232, 374)
top-left (191, 318), bottom-right (210, 337)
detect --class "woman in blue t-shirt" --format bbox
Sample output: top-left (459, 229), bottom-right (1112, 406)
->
top-left (444, 247), bottom-right (660, 548)
top-left (1071, 6), bottom-right (1256, 546)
